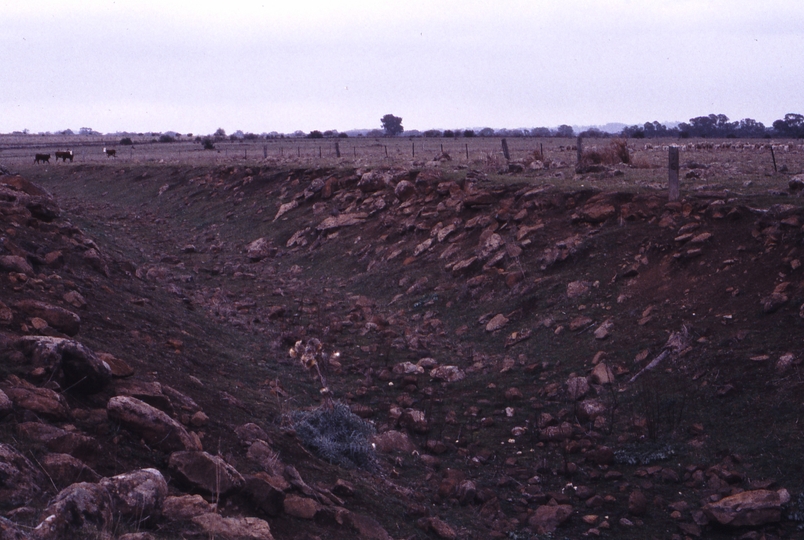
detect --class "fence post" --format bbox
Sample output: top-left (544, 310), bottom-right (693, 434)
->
top-left (244, 149), bottom-right (247, 159)
top-left (412, 142), bottom-right (415, 157)
top-left (335, 142), bottom-right (341, 158)
top-left (770, 146), bottom-right (778, 173)
top-left (501, 138), bottom-right (510, 160)
top-left (297, 147), bottom-right (300, 158)
top-left (668, 146), bottom-right (680, 202)
top-left (576, 136), bottom-right (583, 165)
top-left (465, 143), bottom-right (469, 159)
top-left (263, 145), bottom-right (267, 159)
top-left (385, 146), bottom-right (388, 157)
top-left (319, 146), bottom-right (322, 158)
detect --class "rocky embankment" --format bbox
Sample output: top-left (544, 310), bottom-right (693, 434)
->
top-left (2, 164), bottom-right (804, 539)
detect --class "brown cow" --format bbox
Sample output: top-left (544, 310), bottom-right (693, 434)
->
top-left (103, 147), bottom-right (117, 158)
top-left (55, 151), bottom-right (74, 162)
top-left (34, 153), bottom-right (50, 164)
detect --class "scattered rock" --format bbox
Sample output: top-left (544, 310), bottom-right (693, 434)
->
top-left (703, 488), bottom-right (790, 527)
top-left (168, 450), bottom-right (245, 496)
top-left (528, 504), bottom-right (574, 534)
top-left (0, 443), bottom-right (45, 509)
top-left (107, 396), bottom-right (202, 452)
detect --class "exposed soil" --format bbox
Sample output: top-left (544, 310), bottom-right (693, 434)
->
top-left (2, 155), bottom-right (804, 539)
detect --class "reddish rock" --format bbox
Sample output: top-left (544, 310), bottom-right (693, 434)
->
top-left (372, 430), bottom-right (416, 453)
top-left (418, 516), bottom-right (457, 539)
top-left (107, 396), bottom-right (201, 452)
top-left (14, 300), bottom-right (80, 336)
top-left (590, 362), bottom-right (615, 384)
top-left (628, 490), bottom-right (648, 516)
top-left (283, 494), bottom-right (321, 519)
top-left (17, 422), bottom-right (99, 460)
top-left (243, 472), bottom-right (288, 517)
top-left (168, 450), bottom-right (244, 496)
top-left (0, 389), bottom-right (12, 418)
top-left (394, 180), bottom-right (416, 201)
top-left (566, 376), bottom-right (590, 400)
top-left (36, 482), bottom-right (113, 540)
top-left (703, 488), bottom-right (790, 527)
top-left (0, 443), bottom-right (45, 509)
top-left (235, 423), bottom-right (269, 446)
top-left (41, 453), bottom-right (101, 488)
top-left (100, 468), bottom-right (168, 527)
top-left (190, 514), bottom-right (274, 539)
top-left (528, 504), bottom-right (574, 534)
top-left (0, 255), bottom-right (33, 275)
top-left (162, 494), bottom-right (216, 522)
top-left (3, 384), bottom-right (70, 421)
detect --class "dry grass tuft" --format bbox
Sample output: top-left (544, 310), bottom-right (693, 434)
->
top-left (582, 138), bottom-right (631, 166)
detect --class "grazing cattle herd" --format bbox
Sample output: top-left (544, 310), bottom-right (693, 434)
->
top-left (31, 148), bottom-right (120, 163)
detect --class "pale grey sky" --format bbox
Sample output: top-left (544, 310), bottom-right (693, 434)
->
top-left (2, 0), bottom-right (802, 134)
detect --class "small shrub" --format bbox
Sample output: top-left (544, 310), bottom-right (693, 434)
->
top-left (289, 401), bottom-right (377, 470)
top-left (120, 137), bottom-right (133, 146)
top-left (158, 135), bottom-right (175, 143)
top-left (202, 137), bottom-right (215, 150)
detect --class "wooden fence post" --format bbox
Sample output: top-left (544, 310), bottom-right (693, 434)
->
top-left (385, 146), bottom-right (388, 157)
top-left (770, 146), bottom-right (778, 173)
top-left (465, 143), bottom-right (469, 159)
top-left (501, 138), bottom-right (510, 160)
top-left (668, 146), bottom-right (680, 202)
top-left (335, 142), bottom-right (341, 158)
top-left (319, 146), bottom-right (322, 158)
top-left (263, 145), bottom-right (267, 159)
top-left (576, 136), bottom-right (583, 165)
top-left (297, 147), bottom-right (300, 158)
top-left (412, 142), bottom-right (415, 157)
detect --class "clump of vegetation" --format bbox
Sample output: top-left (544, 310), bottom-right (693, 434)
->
top-left (119, 137), bottom-right (133, 145)
top-left (202, 137), bottom-right (215, 150)
top-left (582, 138), bottom-right (631, 166)
top-left (288, 401), bottom-right (378, 470)
top-left (158, 134), bottom-right (175, 143)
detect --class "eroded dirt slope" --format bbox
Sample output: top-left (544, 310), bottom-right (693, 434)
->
top-left (2, 162), bottom-right (804, 539)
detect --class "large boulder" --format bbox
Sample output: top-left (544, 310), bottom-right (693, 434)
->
top-left (34, 482), bottom-right (113, 540)
top-left (189, 514), bottom-right (274, 540)
top-left (100, 468), bottom-right (168, 527)
top-left (17, 422), bottom-right (100, 460)
top-left (14, 300), bottom-right (80, 336)
top-left (2, 382), bottom-right (70, 421)
top-left (106, 396), bottom-right (201, 452)
top-left (0, 389), bottom-right (12, 419)
top-left (56, 340), bottom-right (111, 394)
top-left (40, 453), bottom-right (101, 489)
top-left (168, 451), bottom-right (244, 496)
top-left (0, 443), bottom-right (45, 509)
top-left (703, 488), bottom-right (790, 527)
top-left (242, 473), bottom-right (288, 517)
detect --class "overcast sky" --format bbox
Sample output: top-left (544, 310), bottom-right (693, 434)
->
top-left (2, 0), bottom-right (803, 135)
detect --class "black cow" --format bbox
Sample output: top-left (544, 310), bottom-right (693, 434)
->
top-left (55, 151), bottom-right (74, 162)
top-left (34, 153), bottom-right (50, 164)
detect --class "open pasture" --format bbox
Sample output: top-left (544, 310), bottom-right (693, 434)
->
top-left (4, 134), bottom-right (803, 199)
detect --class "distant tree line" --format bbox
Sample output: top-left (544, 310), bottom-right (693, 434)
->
top-left (30, 113), bottom-right (804, 141)
top-left (620, 113), bottom-right (804, 139)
